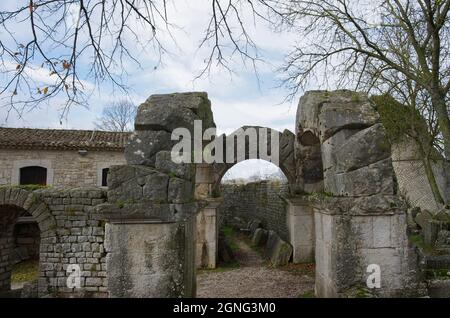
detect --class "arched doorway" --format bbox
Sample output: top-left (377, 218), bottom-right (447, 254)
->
top-left (0, 188), bottom-right (57, 297)
top-left (196, 159), bottom-right (315, 298)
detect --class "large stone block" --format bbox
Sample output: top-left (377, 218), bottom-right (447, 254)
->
top-left (252, 228), bottom-right (268, 246)
top-left (296, 90), bottom-right (374, 133)
top-left (323, 124), bottom-right (391, 173)
top-left (265, 230), bottom-right (293, 266)
top-left (321, 129), bottom-right (360, 172)
top-left (134, 92), bottom-right (215, 132)
top-left (349, 195), bottom-right (406, 215)
top-left (168, 177), bottom-right (195, 203)
top-left (318, 101), bottom-right (380, 142)
top-left (105, 221), bottom-right (196, 297)
top-left (324, 158), bottom-right (394, 197)
top-left (155, 151), bottom-right (195, 180)
top-left (287, 199), bottom-right (315, 263)
top-left (124, 130), bottom-right (173, 166)
top-left (279, 130), bottom-right (296, 183)
top-left (107, 165), bottom-right (169, 203)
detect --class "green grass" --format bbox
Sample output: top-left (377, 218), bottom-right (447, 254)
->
top-left (409, 233), bottom-right (439, 255)
top-left (426, 269), bottom-right (450, 280)
top-left (0, 184), bottom-right (48, 191)
top-left (11, 260), bottom-right (39, 283)
top-left (222, 226), bottom-right (240, 252)
top-left (298, 290), bottom-right (315, 298)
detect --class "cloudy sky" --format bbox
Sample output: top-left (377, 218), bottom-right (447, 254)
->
top-left (0, 1), bottom-right (307, 179)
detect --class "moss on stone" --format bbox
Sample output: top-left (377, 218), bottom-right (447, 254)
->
top-left (371, 94), bottom-right (431, 144)
top-left (0, 184), bottom-right (49, 191)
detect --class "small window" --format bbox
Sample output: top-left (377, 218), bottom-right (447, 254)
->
top-left (20, 166), bottom-right (47, 185)
top-left (101, 168), bottom-right (109, 187)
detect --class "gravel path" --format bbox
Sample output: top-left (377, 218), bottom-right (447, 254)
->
top-left (196, 236), bottom-right (315, 298)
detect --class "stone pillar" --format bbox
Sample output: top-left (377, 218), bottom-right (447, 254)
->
top-left (104, 214), bottom-right (197, 298)
top-left (286, 198), bottom-right (315, 264)
top-left (98, 163), bottom-right (198, 298)
top-left (312, 195), bottom-right (422, 298)
top-left (196, 198), bottom-right (222, 269)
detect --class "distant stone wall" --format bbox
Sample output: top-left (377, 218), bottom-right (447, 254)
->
top-left (392, 140), bottom-right (448, 212)
top-left (219, 181), bottom-right (289, 241)
top-left (0, 149), bottom-right (125, 187)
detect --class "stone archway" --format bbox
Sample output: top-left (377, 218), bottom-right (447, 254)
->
top-left (194, 125), bottom-right (297, 269)
top-left (0, 187), bottom-right (57, 296)
top-left (210, 126), bottom-right (296, 194)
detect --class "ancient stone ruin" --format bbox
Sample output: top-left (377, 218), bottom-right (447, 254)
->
top-left (0, 90), bottom-right (449, 298)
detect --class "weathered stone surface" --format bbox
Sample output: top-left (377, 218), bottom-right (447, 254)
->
top-left (414, 210), bottom-right (433, 229)
top-left (135, 92), bottom-right (214, 132)
top-left (324, 158), bottom-right (394, 197)
top-left (105, 220), bottom-right (196, 298)
top-left (265, 230), bottom-right (293, 266)
top-left (155, 151), bottom-right (195, 180)
top-left (124, 130), bottom-right (173, 166)
top-left (349, 195), bottom-right (406, 215)
top-left (318, 101), bottom-right (380, 142)
top-left (107, 165), bottom-right (168, 203)
top-left (427, 280), bottom-right (450, 298)
top-left (436, 230), bottom-right (450, 246)
top-left (295, 142), bottom-right (324, 193)
top-left (324, 124), bottom-right (391, 173)
top-left (279, 130), bottom-right (296, 183)
top-left (97, 201), bottom-right (197, 223)
top-left (321, 129), bottom-right (360, 172)
top-left (248, 219), bottom-right (262, 235)
top-left (252, 228), bottom-right (268, 246)
top-left (424, 220), bottom-right (443, 245)
top-left (296, 90), bottom-right (375, 134)
top-left (21, 280), bottom-right (38, 298)
top-left (168, 177), bottom-right (195, 203)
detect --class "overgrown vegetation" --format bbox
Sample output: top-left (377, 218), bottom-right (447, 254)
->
top-left (11, 260), bottom-right (39, 283)
top-left (0, 184), bottom-right (48, 191)
top-left (409, 233), bottom-right (439, 255)
top-left (298, 290), bottom-right (315, 298)
top-left (372, 94), bottom-right (446, 206)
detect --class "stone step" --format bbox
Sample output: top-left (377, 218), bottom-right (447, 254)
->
top-left (424, 255), bottom-right (450, 270)
top-left (427, 279), bottom-right (450, 298)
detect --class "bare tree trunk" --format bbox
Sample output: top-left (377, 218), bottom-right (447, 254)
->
top-left (418, 145), bottom-right (445, 206)
top-left (431, 92), bottom-right (450, 204)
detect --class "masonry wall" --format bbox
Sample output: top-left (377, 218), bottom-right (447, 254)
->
top-left (219, 181), bottom-right (289, 241)
top-left (0, 186), bottom-right (109, 297)
top-left (391, 140), bottom-right (448, 212)
top-left (38, 187), bottom-right (108, 297)
top-left (0, 149), bottom-right (126, 187)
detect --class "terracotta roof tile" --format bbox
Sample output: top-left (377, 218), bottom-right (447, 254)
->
top-left (0, 127), bottom-right (130, 151)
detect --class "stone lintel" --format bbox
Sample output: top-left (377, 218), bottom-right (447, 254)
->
top-left (96, 202), bottom-right (198, 223)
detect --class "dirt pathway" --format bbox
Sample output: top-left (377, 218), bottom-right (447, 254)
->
top-left (196, 235), bottom-right (315, 298)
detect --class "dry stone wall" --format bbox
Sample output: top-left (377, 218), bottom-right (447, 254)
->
top-left (219, 181), bottom-right (289, 241)
top-left (0, 186), bottom-right (108, 298)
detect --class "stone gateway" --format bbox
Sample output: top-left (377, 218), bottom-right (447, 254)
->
top-left (0, 90), bottom-right (448, 298)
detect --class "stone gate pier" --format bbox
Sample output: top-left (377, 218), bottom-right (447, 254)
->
top-left (286, 198), bottom-right (315, 264)
top-left (294, 90), bottom-right (424, 297)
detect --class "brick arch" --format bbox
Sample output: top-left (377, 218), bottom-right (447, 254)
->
top-left (0, 187), bottom-right (57, 295)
